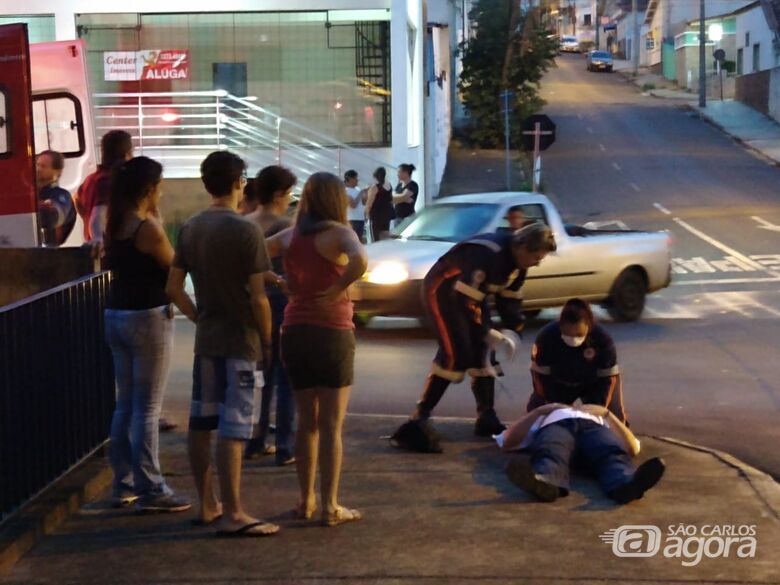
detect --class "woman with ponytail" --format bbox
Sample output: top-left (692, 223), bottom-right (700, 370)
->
top-left (104, 156), bottom-right (191, 514)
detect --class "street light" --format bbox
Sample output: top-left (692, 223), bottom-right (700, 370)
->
top-left (708, 23), bottom-right (723, 42)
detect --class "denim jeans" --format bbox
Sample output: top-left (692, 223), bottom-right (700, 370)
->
top-left (529, 418), bottom-right (635, 495)
top-left (105, 305), bottom-right (174, 498)
top-left (257, 290), bottom-right (295, 461)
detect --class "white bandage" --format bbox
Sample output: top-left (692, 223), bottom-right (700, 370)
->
top-left (487, 329), bottom-right (520, 363)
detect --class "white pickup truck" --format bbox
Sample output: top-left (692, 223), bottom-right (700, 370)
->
top-left (351, 192), bottom-right (672, 322)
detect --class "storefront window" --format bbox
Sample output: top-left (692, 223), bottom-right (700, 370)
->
top-left (77, 10), bottom-right (391, 146)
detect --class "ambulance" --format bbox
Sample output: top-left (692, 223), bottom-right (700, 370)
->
top-left (0, 23), bottom-right (96, 248)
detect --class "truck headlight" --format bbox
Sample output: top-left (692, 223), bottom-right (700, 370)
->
top-left (366, 261), bottom-right (410, 285)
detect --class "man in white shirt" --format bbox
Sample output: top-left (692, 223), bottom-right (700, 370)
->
top-left (344, 170), bottom-right (366, 242)
top-left (497, 403), bottom-right (665, 504)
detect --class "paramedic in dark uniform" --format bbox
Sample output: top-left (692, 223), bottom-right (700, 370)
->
top-left (36, 150), bottom-right (76, 246)
top-left (528, 298), bottom-right (628, 424)
top-left (391, 223), bottom-right (557, 452)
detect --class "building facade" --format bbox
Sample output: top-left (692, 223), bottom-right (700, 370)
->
top-left (0, 0), bottom-right (429, 199)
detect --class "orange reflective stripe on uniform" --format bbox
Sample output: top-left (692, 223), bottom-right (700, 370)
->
top-left (427, 267), bottom-right (461, 371)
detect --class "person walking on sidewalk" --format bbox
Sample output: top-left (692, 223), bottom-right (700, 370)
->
top-left (267, 172), bottom-right (367, 526)
top-left (166, 151), bottom-right (279, 537)
top-left (104, 156), bottom-right (191, 513)
top-left (390, 223), bottom-right (557, 453)
top-left (243, 165), bottom-right (297, 465)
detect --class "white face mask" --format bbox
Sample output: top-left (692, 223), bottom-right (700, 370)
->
top-left (561, 334), bottom-right (586, 348)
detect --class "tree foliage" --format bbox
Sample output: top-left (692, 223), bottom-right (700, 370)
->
top-left (458, 2), bottom-right (558, 148)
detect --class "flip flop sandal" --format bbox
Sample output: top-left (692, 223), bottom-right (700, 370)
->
top-left (215, 521), bottom-right (280, 538)
top-left (322, 507), bottom-right (362, 527)
top-left (191, 514), bottom-right (223, 527)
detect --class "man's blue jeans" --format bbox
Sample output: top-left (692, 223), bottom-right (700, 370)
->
top-left (105, 305), bottom-right (174, 498)
top-left (257, 291), bottom-right (295, 462)
top-left (528, 418), bottom-right (635, 495)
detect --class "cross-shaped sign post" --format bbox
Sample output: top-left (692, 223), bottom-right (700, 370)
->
top-left (521, 114), bottom-right (556, 192)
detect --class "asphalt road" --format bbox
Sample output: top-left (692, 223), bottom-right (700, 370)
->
top-left (165, 54), bottom-right (780, 480)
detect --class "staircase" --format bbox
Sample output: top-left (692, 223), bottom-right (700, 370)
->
top-left (92, 90), bottom-right (394, 185)
top-left (355, 22), bottom-right (391, 146)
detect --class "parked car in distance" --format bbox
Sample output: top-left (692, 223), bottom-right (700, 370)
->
top-left (587, 50), bottom-right (614, 72)
top-left (351, 193), bottom-right (672, 324)
top-left (560, 35), bottom-right (580, 53)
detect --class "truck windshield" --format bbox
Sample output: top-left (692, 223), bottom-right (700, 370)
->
top-left (392, 203), bottom-right (499, 242)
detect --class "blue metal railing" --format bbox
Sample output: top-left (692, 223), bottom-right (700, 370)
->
top-left (0, 272), bottom-right (114, 523)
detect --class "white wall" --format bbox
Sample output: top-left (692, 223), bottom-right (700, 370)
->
top-left (391, 0), bottom-right (425, 205)
top-left (424, 24), bottom-right (451, 200)
top-left (736, 5), bottom-right (779, 74)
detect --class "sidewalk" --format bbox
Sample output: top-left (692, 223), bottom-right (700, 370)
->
top-left (2, 414), bottom-right (779, 584)
top-left (614, 59), bottom-right (780, 166)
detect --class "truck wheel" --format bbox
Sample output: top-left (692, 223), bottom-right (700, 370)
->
top-left (606, 269), bottom-right (647, 322)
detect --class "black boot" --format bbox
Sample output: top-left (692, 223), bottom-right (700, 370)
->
top-left (413, 375), bottom-right (450, 421)
top-left (472, 376), bottom-right (506, 437)
top-left (389, 375), bottom-right (450, 453)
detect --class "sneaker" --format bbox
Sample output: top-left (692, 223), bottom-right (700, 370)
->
top-left (135, 493), bottom-right (192, 514)
top-left (505, 456), bottom-right (561, 502)
top-left (111, 495), bottom-right (139, 508)
top-left (474, 409), bottom-right (507, 437)
top-left (245, 439), bottom-right (276, 460)
top-left (608, 457), bottom-right (666, 505)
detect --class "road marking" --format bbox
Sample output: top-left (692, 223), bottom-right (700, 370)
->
top-left (599, 143), bottom-right (606, 152)
top-left (611, 162), bottom-right (622, 171)
top-left (671, 217), bottom-right (776, 275)
top-left (671, 253), bottom-right (780, 275)
top-left (674, 276), bottom-right (780, 285)
top-left (751, 216), bottom-right (780, 232)
top-left (653, 202), bottom-right (671, 215)
top-left (629, 182), bottom-right (641, 192)
top-left (586, 127), bottom-right (594, 134)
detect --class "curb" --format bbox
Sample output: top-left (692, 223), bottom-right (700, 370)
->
top-left (651, 435), bottom-right (780, 521)
top-left (685, 105), bottom-right (780, 167)
top-left (0, 448), bottom-right (112, 576)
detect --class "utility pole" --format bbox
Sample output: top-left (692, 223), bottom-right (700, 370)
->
top-left (699, 0), bottom-right (706, 108)
top-left (632, 0), bottom-right (639, 76)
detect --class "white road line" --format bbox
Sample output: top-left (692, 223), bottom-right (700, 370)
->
top-left (671, 216), bottom-right (779, 276)
top-left (653, 202), bottom-right (671, 215)
top-left (629, 182), bottom-right (641, 192)
top-left (674, 276), bottom-right (780, 285)
top-left (751, 215), bottom-right (780, 232)
top-left (586, 127), bottom-right (594, 134)
top-left (599, 143), bottom-right (606, 152)
top-left (612, 162), bottom-right (622, 171)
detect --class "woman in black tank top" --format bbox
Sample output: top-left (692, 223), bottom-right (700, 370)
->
top-left (103, 157), bottom-right (191, 513)
top-left (366, 166), bottom-right (395, 242)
